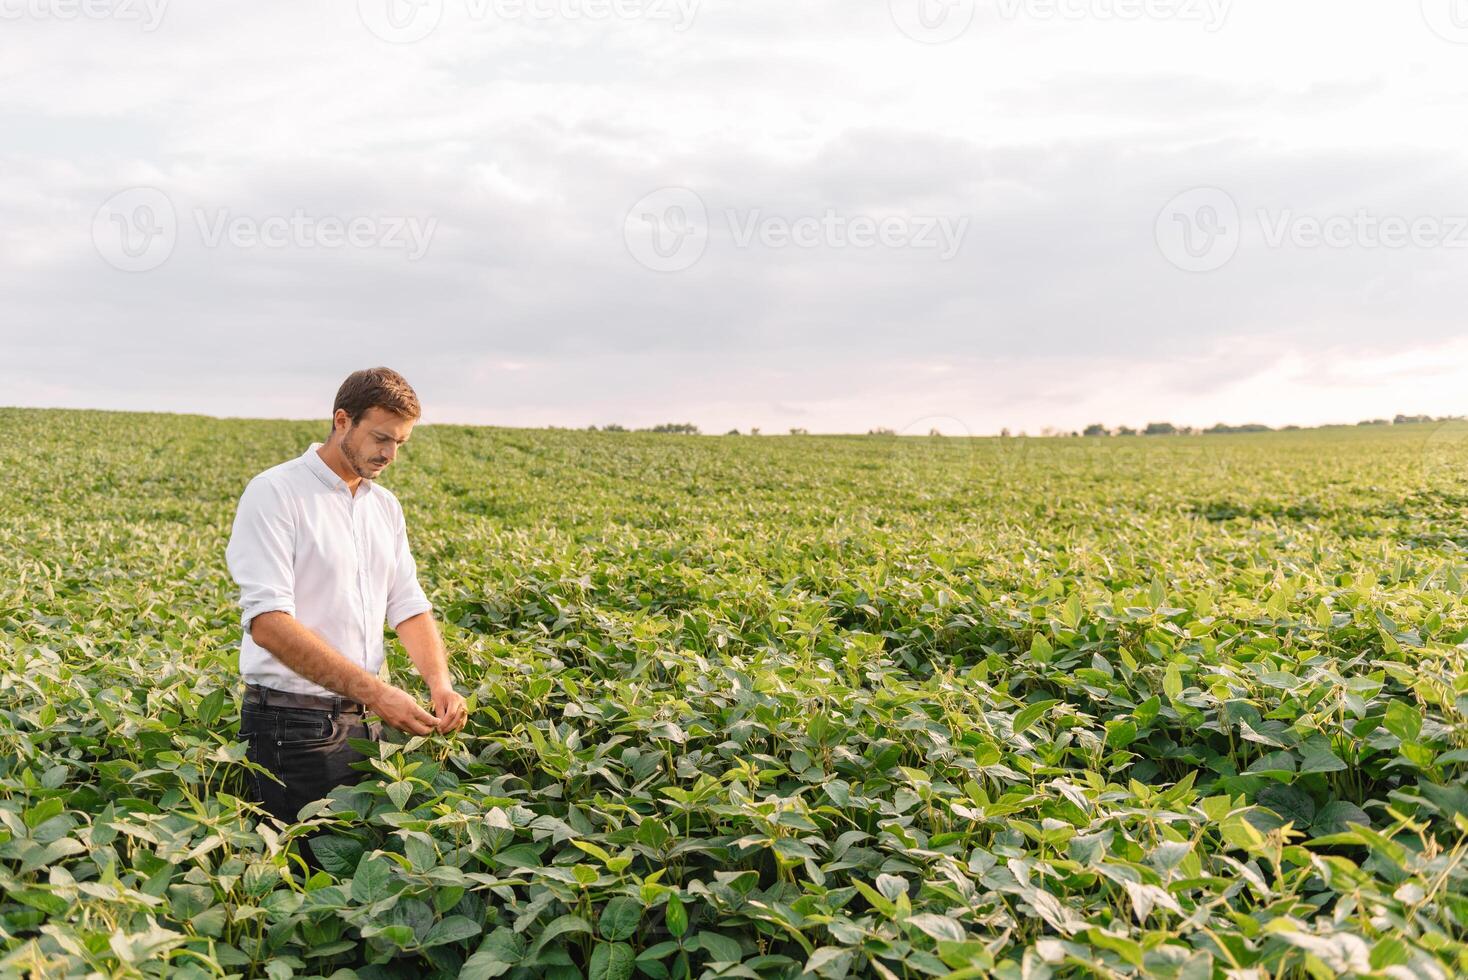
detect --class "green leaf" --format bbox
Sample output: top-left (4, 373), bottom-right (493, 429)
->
top-left (851, 879), bottom-right (897, 916)
top-left (1297, 739), bottom-right (1347, 775)
top-left (571, 839), bottom-right (612, 863)
top-left (1384, 701), bottom-right (1423, 744)
top-left (1068, 832), bottom-right (1108, 867)
top-left (1417, 782), bottom-right (1468, 822)
top-left (311, 836), bottom-right (365, 877)
top-left (665, 893), bottom-right (688, 938)
top-left (805, 947), bottom-right (853, 977)
top-left (365, 923), bottom-right (416, 949)
top-left (387, 781), bottom-right (413, 810)
top-left (191, 906), bottom-right (227, 938)
top-left (434, 885), bottom-right (466, 914)
top-left (1105, 719), bottom-right (1138, 749)
top-left (473, 927), bottom-right (526, 969)
top-left (588, 942), bottom-right (636, 980)
top-left (406, 835), bottom-right (438, 873)
top-left (351, 855), bottom-right (392, 904)
top-left (1163, 664), bottom-right (1183, 701)
top-left (424, 915), bottom-right (482, 947)
top-left (599, 896), bottom-right (641, 941)
top-left (1258, 784), bottom-right (1315, 828)
top-left (1013, 700), bottom-right (1059, 735)
top-left (693, 931), bottom-right (742, 963)
top-left (1314, 801), bottom-right (1370, 835)
top-left (638, 941), bottom-right (680, 962)
top-left (1133, 695), bottom-right (1160, 729)
top-left (196, 688), bottom-right (227, 726)
top-left (460, 952), bottom-right (513, 980)
top-left (491, 844), bottom-right (542, 868)
top-left (906, 913), bottom-right (965, 943)
top-left (1085, 928), bottom-right (1144, 968)
top-left (534, 915), bottom-right (594, 952)
top-left (23, 798), bottom-right (63, 830)
top-left (876, 874), bottom-right (908, 902)
top-left (1245, 750), bottom-right (1296, 779)
top-left (1371, 936), bottom-right (1410, 970)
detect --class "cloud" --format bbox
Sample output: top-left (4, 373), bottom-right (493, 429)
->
top-left (2, 0), bottom-right (1467, 431)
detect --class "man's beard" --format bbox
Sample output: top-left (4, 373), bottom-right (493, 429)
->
top-left (341, 430), bottom-right (387, 480)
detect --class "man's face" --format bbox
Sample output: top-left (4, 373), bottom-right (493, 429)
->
top-left (336, 407), bottom-right (415, 481)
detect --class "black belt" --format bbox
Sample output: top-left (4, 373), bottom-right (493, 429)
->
top-left (244, 683), bottom-right (367, 715)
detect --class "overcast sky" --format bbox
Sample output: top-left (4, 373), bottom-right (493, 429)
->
top-left (4, 1), bottom-right (1467, 434)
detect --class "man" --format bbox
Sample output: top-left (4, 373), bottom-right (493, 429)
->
top-left (225, 367), bottom-right (467, 850)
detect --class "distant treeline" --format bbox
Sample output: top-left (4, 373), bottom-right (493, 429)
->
top-left (1075, 414), bottom-right (1463, 438)
top-left (576, 414), bottom-right (1464, 438)
top-left (587, 423), bottom-right (702, 434)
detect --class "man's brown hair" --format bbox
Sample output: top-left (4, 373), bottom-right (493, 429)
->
top-left (332, 367), bottom-right (422, 426)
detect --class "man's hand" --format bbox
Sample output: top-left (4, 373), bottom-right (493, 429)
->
top-left (431, 686), bottom-right (468, 734)
top-left (368, 683), bottom-right (439, 736)
top-left (394, 613), bottom-right (465, 734)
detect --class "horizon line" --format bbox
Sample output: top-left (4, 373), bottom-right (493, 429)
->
top-left (3, 404), bottom-right (1463, 438)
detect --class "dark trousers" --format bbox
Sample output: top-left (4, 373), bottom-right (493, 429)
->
top-left (239, 696), bottom-right (380, 868)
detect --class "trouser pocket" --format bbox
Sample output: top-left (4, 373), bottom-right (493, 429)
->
top-left (240, 703), bottom-right (376, 824)
top-left (274, 707), bottom-right (340, 749)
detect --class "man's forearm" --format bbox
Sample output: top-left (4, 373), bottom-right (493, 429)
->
top-left (394, 612), bottom-right (454, 694)
top-left (250, 612), bottom-right (387, 703)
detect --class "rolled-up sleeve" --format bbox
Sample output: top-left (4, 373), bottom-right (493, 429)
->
top-left (385, 508), bottom-right (432, 629)
top-left (226, 476), bottom-right (297, 634)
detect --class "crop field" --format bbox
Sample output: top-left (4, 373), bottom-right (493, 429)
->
top-left (3, 408), bottom-right (1468, 979)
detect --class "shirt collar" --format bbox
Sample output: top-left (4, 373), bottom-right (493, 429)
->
top-left (302, 443), bottom-right (371, 495)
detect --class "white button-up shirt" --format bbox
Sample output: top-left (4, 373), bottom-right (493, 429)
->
top-left (225, 442), bottom-right (433, 697)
